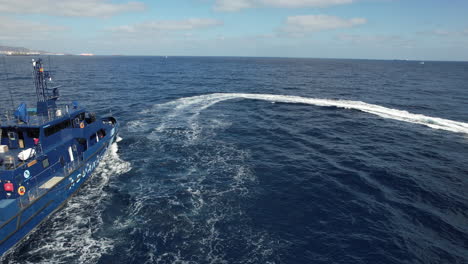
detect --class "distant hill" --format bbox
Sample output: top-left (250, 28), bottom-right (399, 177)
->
top-left (0, 45), bottom-right (64, 55)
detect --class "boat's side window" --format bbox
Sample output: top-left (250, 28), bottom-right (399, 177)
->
top-left (26, 129), bottom-right (40, 139)
top-left (44, 120), bottom-right (72, 137)
top-left (72, 113), bottom-right (86, 127)
top-left (8, 132), bottom-right (16, 141)
top-left (18, 131), bottom-right (25, 148)
top-left (86, 113), bottom-right (96, 124)
top-left (73, 117), bottom-right (80, 128)
top-left (0, 130), bottom-right (7, 145)
top-left (89, 133), bottom-right (97, 146)
top-left (42, 158), bottom-right (49, 168)
top-left (97, 129), bottom-right (106, 138)
top-left (76, 138), bottom-right (88, 151)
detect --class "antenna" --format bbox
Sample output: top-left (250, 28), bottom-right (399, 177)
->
top-left (48, 55), bottom-right (52, 76)
top-left (33, 58), bottom-right (59, 115)
top-left (2, 56), bottom-right (15, 110)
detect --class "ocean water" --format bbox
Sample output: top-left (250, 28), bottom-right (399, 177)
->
top-left (1, 56), bottom-right (467, 264)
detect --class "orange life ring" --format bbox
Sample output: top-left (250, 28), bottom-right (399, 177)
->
top-left (18, 186), bottom-right (26, 196)
top-left (80, 122), bottom-right (85, 129)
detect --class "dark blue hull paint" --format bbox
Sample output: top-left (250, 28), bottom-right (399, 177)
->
top-left (0, 131), bottom-right (117, 257)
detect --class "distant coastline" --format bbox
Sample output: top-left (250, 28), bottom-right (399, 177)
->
top-left (1, 45), bottom-right (467, 62)
top-left (0, 45), bottom-right (66, 56)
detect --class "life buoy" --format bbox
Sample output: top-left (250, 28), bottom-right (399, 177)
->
top-left (18, 186), bottom-right (26, 196)
top-left (80, 122), bottom-right (85, 129)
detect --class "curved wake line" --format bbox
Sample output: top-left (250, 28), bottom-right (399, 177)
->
top-left (158, 93), bottom-right (468, 135)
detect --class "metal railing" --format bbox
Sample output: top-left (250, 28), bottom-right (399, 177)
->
top-left (17, 157), bottom-right (82, 208)
top-left (63, 157), bottom-right (83, 176)
top-left (0, 104), bottom-right (77, 126)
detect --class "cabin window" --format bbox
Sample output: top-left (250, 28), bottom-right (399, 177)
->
top-left (18, 132), bottom-right (25, 148)
top-left (1, 130), bottom-right (15, 146)
top-left (86, 113), bottom-right (96, 124)
top-left (73, 117), bottom-right (80, 128)
top-left (97, 129), bottom-right (106, 138)
top-left (42, 158), bottom-right (49, 168)
top-left (8, 132), bottom-right (16, 141)
top-left (72, 113), bottom-right (86, 128)
top-left (77, 138), bottom-right (87, 151)
top-left (26, 129), bottom-right (40, 138)
top-left (44, 120), bottom-right (72, 137)
top-left (89, 133), bottom-right (97, 146)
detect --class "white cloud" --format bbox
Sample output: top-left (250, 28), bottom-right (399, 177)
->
top-left (109, 18), bottom-right (223, 33)
top-left (281, 15), bottom-right (366, 35)
top-left (215, 0), bottom-right (254, 11)
top-left (0, 0), bottom-right (146, 17)
top-left (261, 0), bottom-right (353, 8)
top-left (418, 29), bottom-right (468, 38)
top-left (215, 0), bottom-right (353, 12)
top-left (337, 33), bottom-right (402, 43)
top-left (0, 16), bottom-right (67, 41)
top-left (432, 29), bottom-right (452, 36)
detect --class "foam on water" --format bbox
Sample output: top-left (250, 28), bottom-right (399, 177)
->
top-left (120, 144), bottom-right (271, 263)
top-left (124, 92), bottom-right (468, 263)
top-left (147, 93), bottom-right (468, 135)
top-left (122, 95), bottom-right (286, 263)
top-left (3, 142), bottom-right (131, 264)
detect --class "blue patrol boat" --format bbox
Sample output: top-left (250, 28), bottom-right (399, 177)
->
top-left (0, 59), bottom-right (118, 257)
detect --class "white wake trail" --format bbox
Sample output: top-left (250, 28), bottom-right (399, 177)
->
top-left (154, 93), bottom-right (468, 135)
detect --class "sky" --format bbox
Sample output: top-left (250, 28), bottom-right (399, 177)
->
top-left (0, 0), bottom-right (467, 60)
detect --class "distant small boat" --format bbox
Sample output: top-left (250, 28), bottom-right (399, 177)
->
top-left (419, 61), bottom-right (425, 65)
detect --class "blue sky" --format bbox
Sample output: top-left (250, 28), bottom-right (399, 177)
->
top-left (0, 0), bottom-right (467, 60)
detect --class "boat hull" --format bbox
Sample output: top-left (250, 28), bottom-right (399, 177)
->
top-left (0, 129), bottom-right (117, 257)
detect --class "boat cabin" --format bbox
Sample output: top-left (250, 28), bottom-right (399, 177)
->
top-left (0, 59), bottom-right (112, 203)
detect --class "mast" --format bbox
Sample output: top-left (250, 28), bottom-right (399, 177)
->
top-left (32, 59), bottom-right (59, 115)
top-left (2, 56), bottom-right (15, 111)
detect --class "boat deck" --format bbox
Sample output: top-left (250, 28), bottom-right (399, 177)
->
top-left (0, 149), bottom-right (28, 171)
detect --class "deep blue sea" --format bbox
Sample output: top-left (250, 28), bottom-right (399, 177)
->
top-left (1, 56), bottom-right (468, 264)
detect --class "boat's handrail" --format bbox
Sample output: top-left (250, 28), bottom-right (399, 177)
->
top-left (29, 159), bottom-right (61, 180)
top-left (16, 160), bottom-right (62, 207)
top-left (0, 104), bottom-right (78, 127)
top-left (16, 156), bottom-right (84, 208)
top-left (63, 156), bottom-right (84, 176)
